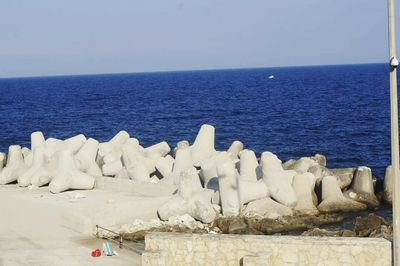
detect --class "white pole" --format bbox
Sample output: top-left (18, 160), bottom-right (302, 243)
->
top-left (388, 0), bottom-right (400, 265)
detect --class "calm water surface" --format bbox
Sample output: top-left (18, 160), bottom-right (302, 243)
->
top-left (0, 63), bottom-right (391, 178)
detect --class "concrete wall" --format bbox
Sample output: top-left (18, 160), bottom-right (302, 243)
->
top-left (95, 176), bottom-right (177, 196)
top-left (61, 178), bottom-right (177, 235)
top-left (142, 232), bottom-right (392, 266)
top-left (62, 195), bottom-right (170, 235)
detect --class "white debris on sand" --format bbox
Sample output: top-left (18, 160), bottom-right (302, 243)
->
top-left (68, 192), bottom-right (86, 202)
top-left (28, 184), bottom-right (39, 190)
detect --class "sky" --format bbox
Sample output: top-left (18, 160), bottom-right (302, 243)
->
top-left (0, 0), bottom-right (395, 78)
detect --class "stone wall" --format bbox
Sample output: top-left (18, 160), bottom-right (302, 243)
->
top-left (142, 232), bottom-right (392, 266)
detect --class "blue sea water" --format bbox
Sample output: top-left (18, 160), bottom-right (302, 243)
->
top-left (0, 63), bottom-right (392, 178)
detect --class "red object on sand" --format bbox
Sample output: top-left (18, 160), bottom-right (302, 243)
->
top-left (91, 249), bottom-right (101, 257)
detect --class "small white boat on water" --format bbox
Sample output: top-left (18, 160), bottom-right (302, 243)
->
top-left (268, 75), bottom-right (275, 79)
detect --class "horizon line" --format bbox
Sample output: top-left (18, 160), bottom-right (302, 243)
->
top-left (0, 62), bottom-right (386, 80)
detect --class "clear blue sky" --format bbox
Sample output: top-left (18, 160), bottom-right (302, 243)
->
top-left (0, 0), bottom-right (395, 78)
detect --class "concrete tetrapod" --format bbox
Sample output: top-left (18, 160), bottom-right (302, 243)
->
top-left (217, 159), bottom-right (241, 217)
top-left (143, 141), bottom-right (171, 157)
top-left (121, 138), bottom-right (141, 163)
top-left (293, 173), bottom-right (319, 215)
top-left (31, 131), bottom-right (46, 150)
top-left (239, 179), bottom-right (269, 205)
top-left (43, 134), bottom-right (86, 162)
top-left (261, 152), bottom-right (297, 207)
top-left (63, 134), bottom-right (87, 153)
top-left (330, 168), bottom-right (356, 190)
top-left (18, 147), bottom-right (45, 187)
top-left (22, 147), bottom-right (32, 166)
top-left (121, 139), bottom-right (151, 182)
top-left (173, 148), bottom-right (194, 176)
top-left (115, 168), bottom-right (130, 179)
top-left (49, 150), bottom-right (95, 193)
top-left (98, 131), bottom-right (130, 158)
top-left (242, 197), bottom-right (293, 219)
top-left (157, 169), bottom-right (215, 223)
top-left (155, 155), bottom-right (174, 178)
top-left (199, 152), bottom-right (231, 189)
top-left (383, 165), bottom-right (393, 204)
top-left (282, 159), bottom-right (296, 170)
top-left (239, 149), bottom-right (261, 182)
top-left (102, 159), bottom-right (123, 176)
top-left (0, 152), bottom-right (5, 171)
top-left (187, 190), bottom-right (217, 223)
top-left (162, 148), bottom-right (196, 185)
top-left (311, 153), bottom-right (327, 167)
top-left (125, 158), bottom-right (150, 182)
top-left (308, 164), bottom-right (354, 189)
top-left (317, 176), bottom-right (367, 213)
top-left (290, 157), bottom-right (318, 174)
top-left (142, 155), bottom-right (159, 176)
top-left (0, 145), bottom-right (27, 185)
top-left (103, 151), bottom-right (121, 164)
top-left (172, 140), bottom-right (189, 158)
top-left (24, 131), bottom-right (46, 167)
top-left (307, 165), bottom-right (328, 185)
top-left (178, 166), bottom-right (203, 195)
top-left (74, 138), bottom-right (102, 176)
top-left (191, 124), bottom-right (216, 167)
top-left (30, 155), bottom-right (58, 187)
top-left (44, 138), bottom-right (63, 158)
top-left (283, 154), bottom-right (326, 171)
top-left (199, 158), bottom-right (218, 188)
top-left (97, 132), bottom-right (130, 175)
top-left (227, 140), bottom-right (244, 160)
top-left (344, 166), bottom-right (379, 208)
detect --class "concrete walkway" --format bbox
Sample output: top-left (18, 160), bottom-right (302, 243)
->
top-left (0, 185), bottom-right (142, 266)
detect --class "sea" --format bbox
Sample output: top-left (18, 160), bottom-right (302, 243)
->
top-left (0, 63), bottom-right (392, 179)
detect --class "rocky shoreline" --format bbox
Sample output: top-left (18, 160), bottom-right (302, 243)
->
top-left (119, 210), bottom-right (393, 241)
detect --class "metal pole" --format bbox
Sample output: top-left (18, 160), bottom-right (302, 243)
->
top-left (388, 0), bottom-right (400, 264)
